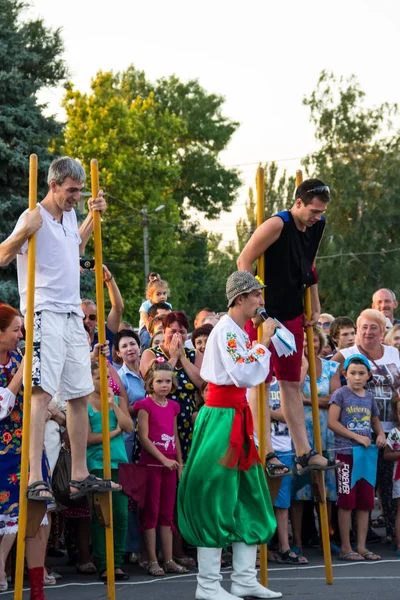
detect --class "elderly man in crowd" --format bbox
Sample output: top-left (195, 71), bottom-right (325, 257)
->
top-left (186, 308), bottom-right (218, 350)
top-left (372, 288), bottom-right (400, 326)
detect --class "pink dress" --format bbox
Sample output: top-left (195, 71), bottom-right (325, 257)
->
top-left (135, 396), bottom-right (180, 464)
top-left (134, 396), bottom-right (180, 530)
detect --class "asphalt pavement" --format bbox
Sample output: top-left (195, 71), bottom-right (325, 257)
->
top-left (4, 544), bottom-right (400, 600)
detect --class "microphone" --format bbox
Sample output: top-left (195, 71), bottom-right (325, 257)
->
top-left (256, 308), bottom-right (269, 321)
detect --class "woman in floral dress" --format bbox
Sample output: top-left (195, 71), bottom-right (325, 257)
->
top-left (0, 304), bottom-right (51, 597)
top-left (140, 311), bottom-right (203, 566)
top-left (140, 311), bottom-right (203, 462)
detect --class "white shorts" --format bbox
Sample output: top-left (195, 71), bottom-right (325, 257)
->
top-left (32, 311), bottom-right (94, 401)
top-left (393, 478), bottom-right (400, 499)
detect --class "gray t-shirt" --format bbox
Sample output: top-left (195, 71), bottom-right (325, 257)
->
top-left (329, 386), bottom-right (380, 454)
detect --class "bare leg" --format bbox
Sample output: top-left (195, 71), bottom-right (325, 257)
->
top-left (249, 384), bottom-right (287, 474)
top-left (291, 501), bottom-right (304, 550)
top-left (356, 509), bottom-right (369, 553)
top-left (67, 398), bottom-right (122, 494)
top-left (396, 499), bottom-right (400, 552)
top-left (26, 525), bottom-right (47, 569)
top-left (0, 534), bottom-right (16, 582)
top-left (173, 530), bottom-right (189, 558)
top-left (160, 526), bottom-right (173, 562)
top-left (357, 509), bottom-right (380, 558)
top-left (279, 380), bottom-right (328, 467)
top-left (275, 508), bottom-right (290, 552)
top-left (338, 507), bottom-right (362, 558)
top-left (67, 397), bottom-right (90, 483)
top-left (43, 516), bottom-right (51, 576)
top-left (28, 387), bottom-right (52, 490)
top-left (77, 517), bottom-right (93, 565)
top-left (143, 528), bottom-right (158, 566)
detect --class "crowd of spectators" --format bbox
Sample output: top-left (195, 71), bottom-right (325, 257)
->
top-left (1, 256), bottom-right (400, 586)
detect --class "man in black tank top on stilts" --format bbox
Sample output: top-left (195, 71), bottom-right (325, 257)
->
top-left (238, 179), bottom-right (341, 477)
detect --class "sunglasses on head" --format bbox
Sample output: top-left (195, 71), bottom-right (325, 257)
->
top-left (306, 185), bottom-right (330, 195)
top-left (83, 314), bottom-right (97, 321)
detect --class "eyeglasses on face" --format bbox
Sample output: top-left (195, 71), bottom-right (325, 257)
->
top-left (317, 322), bottom-right (331, 329)
top-left (306, 185), bottom-right (330, 195)
top-left (83, 314), bottom-right (97, 321)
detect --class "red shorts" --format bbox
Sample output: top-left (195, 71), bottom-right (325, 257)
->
top-left (266, 315), bottom-right (304, 383)
top-left (336, 453), bottom-right (374, 511)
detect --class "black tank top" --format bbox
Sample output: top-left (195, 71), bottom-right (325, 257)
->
top-left (263, 210), bottom-right (325, 322)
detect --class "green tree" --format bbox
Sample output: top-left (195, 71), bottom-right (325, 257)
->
top-left (236, 163), bottom-right (295, 252)
top-left (202, 235), bottom-right (238, 312)
top-left (0, 0), bottom-right (67, 306)
top-left (302, 71), bottom-right (400, 318)
top-left (60, 66), bottom-right (241, 320)
top-left (114, 67), bottom-right (241, 219)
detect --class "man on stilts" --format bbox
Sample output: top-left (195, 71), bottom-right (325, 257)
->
top-left (237, 179), bottom-right (340, 477)
top-left (178, 271), bottom-right (282, 600)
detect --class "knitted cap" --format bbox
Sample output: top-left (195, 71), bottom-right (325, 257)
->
top-left (226, 271), bottom-right (265, 307)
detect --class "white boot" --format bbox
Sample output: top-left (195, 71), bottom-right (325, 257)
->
top-left (196, 547), bottom-right (241, 600)
top-left (230, 543), bottom-right (282, 599)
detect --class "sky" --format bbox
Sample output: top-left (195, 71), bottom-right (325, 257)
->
top-left (27, 0), bottom-right (400, 247)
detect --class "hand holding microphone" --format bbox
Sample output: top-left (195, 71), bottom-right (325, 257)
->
top-left (256, 308), bottom-right (280, 348)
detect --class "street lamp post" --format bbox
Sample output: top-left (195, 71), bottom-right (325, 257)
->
top-left (141, 204), bottom-right (165, 292)
top-left (142, 205), bottom-right (150, 286)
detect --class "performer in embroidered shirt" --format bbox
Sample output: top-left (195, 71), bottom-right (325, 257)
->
top-left (178, 271), bottom-right (282, 600)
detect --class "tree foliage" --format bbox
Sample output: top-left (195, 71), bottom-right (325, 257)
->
top-left (110, 68), bottom-right (241, 219)
top-left (0, 0), bottom-right (67, 306)
top-left (302, 71), bottom-right (400, 318)
top-left (236, 163), bottom-right (295, 252)
top-left (59, 66), bottom-right (240, 321)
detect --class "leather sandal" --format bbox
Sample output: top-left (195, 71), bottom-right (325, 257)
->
top-left (27, 480), bottom-right (55, 503)
top-left (265, 452), bottom-right (291, 478)
top-left (70, 474), bottom-right (122, 500)
top-left (295, 448), bottom-right (343, 476)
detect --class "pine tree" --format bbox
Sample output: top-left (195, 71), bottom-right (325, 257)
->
top-left (0, 0), bottom-right (67, 306)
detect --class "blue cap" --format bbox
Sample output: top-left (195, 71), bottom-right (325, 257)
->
top-left (343, 354), bottom-right (371, 372)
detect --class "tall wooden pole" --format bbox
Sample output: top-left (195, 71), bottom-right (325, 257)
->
top-left (14, 154), bottom-right (38, 600)
top-left (91, 159), bottom-right (116, 599)
top-left (256, 166), bottom-right (268, 587)
top-left (296, 169), bottom-right (333, 584)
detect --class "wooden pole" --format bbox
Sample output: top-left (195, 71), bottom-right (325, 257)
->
top-left (91, 159), bottom-right (116, 599)
top-left (14, 154), bottom-right (38, 600)
top-left (256, 166), bottom-right (268, 587)
top-left (296, 169), bottom-right (333, 584)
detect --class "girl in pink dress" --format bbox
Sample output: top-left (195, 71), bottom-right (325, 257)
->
top-left (136, 359), bottom-right (188, 577)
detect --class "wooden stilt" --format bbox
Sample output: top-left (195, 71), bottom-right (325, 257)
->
top-left (91, 159), bottom-right (116, 599)
top-left (297, 169), bottom-right (333, 585)
top-left (14, 154), bottom-right (38, 600)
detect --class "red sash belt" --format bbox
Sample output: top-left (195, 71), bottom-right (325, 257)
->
top-left (205, 383), bottom-right (261, 471)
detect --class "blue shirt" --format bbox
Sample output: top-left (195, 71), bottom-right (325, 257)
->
top-left (92, 323), bottom-right (115, 352)
top-left (119, 363), bottom-right (146, 461)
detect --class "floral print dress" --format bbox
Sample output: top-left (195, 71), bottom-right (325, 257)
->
top-left (0, 351), bottom-right (50, 534)
top-left (133, 346), bottom-right (197, 463)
